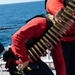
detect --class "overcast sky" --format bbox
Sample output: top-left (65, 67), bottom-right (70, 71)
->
top-left (0, 0), bottom-right (44, 4)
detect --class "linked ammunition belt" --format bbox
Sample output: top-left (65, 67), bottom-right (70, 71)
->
top-left (27, 0), bottom-right (75, 63)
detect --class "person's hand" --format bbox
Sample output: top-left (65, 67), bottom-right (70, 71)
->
top-left (54, 8), bottom-right (64, 22)
top-left (16, 59), bottom-right (30, 75)
top-left (54, 8), bottom-right (74, 32)
top-left (22, 60), bottom-right (30, 69)
top-left (16, 59), bottom-right (30, 70)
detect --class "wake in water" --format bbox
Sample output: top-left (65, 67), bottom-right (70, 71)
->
top-left (0, 27), bottom-right (13, 30)
top-left (0, 26), bottom-right (21, 30)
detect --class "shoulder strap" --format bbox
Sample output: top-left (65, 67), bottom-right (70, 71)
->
top-left (26, 14), bottom-right (53, 29)
top-left (41, 14), bottom-right (53, 35)
top-left (26, 14), bottom-right (53, 50)
top-left (45, 0), bottom-right (47, 9)
top-left (26, 14), bottom-right (53, 36)
top-left (26, 14), bottom-right (45, 23)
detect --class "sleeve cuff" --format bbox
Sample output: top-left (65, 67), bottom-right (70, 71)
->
top-left (20, 54), bottom-right (30, 62)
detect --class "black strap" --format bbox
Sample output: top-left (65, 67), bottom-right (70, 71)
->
top-left (26, 14), bottom-right (53, 50)
top-left (26, 14), bottom-right (53, 33)
top-left (45, 0), bottom-right (47, 9)
top-left (63, 33), bottom-right (75, 36)
top-left (64, 0), bottom-right (72, 7)
top-left (26, 14), bottom-right (46, 23)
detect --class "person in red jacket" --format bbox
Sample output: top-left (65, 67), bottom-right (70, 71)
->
top-left (46, 0), bottom-right (75, 75)
top-left (4, 14), bottom-right (66, 75)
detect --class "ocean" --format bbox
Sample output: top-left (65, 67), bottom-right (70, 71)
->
top-left (0, 1), bottom-right (46, 47)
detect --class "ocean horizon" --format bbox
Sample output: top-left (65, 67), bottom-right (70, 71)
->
top-left (0, 0), bottom-right (44, 5)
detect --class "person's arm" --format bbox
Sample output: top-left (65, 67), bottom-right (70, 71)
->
top-left (46, 0), bottom-right (64, 15)
top-left (51, 43), bottom-right (66, 75)
top-left (11, 23), bottom-right (36, 62)
top-left (10, 17), bottom-right (47, 63)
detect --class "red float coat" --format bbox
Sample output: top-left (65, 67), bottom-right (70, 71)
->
top-left (46, 0), bottom-right (75, 42)
top-left (9, 17), bottom-right (66, 75)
